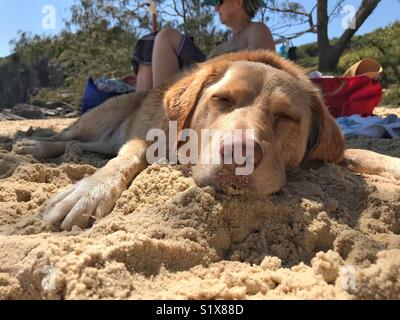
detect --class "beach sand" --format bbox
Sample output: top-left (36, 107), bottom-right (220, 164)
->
top-left (0, 107), bottom-right (399, 300)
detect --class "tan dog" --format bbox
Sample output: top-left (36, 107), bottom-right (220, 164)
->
top-left (14, 50), bottom-right (400, 231)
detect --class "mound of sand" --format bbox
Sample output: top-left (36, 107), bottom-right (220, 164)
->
top-left (0, 109), bottom-right (399, 300)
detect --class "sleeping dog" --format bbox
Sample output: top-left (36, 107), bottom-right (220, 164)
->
top-left (14, 50), bottom-right (400, 230)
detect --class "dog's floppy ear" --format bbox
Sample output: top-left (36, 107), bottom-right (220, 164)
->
top-left (164, 64), bottom-right (221, 134)
top-left (303, 87), bottom-right (345, 166)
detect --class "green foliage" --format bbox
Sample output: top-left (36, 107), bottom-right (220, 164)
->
top-left (10, 32), bottom-right (60, 65)
top-left (3, 1), bottom-right (399, 109)
top-left (3, 0), bottom-right (223, 108)
top-left (56, 23), bottom-right (137, 105)
top-left (66, 0), bottom-right (223, 55)
top-left (8, 22), bottom-right (137, 107)
top-left (339, 22), bottom-right (400, 88)
top-left (297, 22), bottom-right (400, 87)
top-left (382, 85), bottom-right (400, 106)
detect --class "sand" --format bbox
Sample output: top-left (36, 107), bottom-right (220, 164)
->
top-left (0, 108), bottom-right (399, 300)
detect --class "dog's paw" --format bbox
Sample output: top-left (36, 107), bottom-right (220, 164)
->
top-left (13, 139), bottom-right (46, 159)
top-left (42, 175), bottom-right (125, 231)
top-left (13, 139), bottom-right (68, 159)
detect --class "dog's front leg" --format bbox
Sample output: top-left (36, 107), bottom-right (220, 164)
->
top-left (42, 139), bottom-right (148, 230)
top-left (343, 149), bottom-right (400, 181)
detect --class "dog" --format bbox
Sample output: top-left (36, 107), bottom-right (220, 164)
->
top-left (13, 50), bottom-right (400, 231)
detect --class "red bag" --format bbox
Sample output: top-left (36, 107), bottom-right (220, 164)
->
top-left (310, 58), bottom-right (383, 118)
top-left (311, 76), bottom-right (382, 118)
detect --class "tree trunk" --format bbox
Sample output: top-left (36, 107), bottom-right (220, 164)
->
top-left (318, 0), bottom-right (381, 72)
top-left (317, 0), bottom-right (330, 71)
top-left (319, 48), bottom-right (342, 72)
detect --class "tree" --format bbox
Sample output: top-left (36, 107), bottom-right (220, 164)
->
top-left (317, 0), bottom-right (381, 71)
top-left (263, 0), bottom-right (382, 71)
top-left (67, 0), bottom-right (225, 55)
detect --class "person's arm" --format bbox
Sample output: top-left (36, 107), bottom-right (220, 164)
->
top-left (248, 22), bottom-right (275, 52)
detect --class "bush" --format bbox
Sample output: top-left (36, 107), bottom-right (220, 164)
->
top-left (382, 85), bottom-right (400, 107)
top-left (2, 24), bottom-right (138, 109)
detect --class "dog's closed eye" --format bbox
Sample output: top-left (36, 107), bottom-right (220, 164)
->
top-left (274, 112), bottom-right (300, 124)
top-left (211, 93), bottom-right (236, 111)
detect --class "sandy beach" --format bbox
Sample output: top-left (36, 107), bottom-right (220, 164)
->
top-left (0, 108), bottom-right (399, 299)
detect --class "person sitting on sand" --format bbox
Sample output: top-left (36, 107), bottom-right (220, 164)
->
top-left (126, 0), bottom-right (275, 92)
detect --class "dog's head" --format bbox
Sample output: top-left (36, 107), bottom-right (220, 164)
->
top-left (164, 50), bottom-right (344, 194)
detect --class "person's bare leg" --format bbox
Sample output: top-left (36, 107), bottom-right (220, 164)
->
top-left (136, 64), bottom-right (153, 92)
top-left (152, 28), bottom-right (182, 88)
